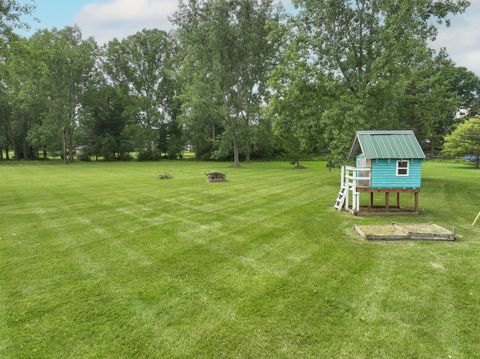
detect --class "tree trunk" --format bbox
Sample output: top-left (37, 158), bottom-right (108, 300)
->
top-left (62, 128), bottom-right (68, 164)
top-left (43, 150), bottom-right (47, 160)
top-left (0, 147), bottom-right (3, 160)
top-left (5, 142), bottom-right (9, 160)
top-left (14, 144), bottom-right (21, 160)
top-left (244, 114), bottom-right (251, 161)
top-left (6, 126), bottom-right (15, 160)
top-left (68, 129), bottom-right (74, 163)
top-left (232, 134), bottom-right (240, 167)
top-left (22, 137), bottom-right (28, 160)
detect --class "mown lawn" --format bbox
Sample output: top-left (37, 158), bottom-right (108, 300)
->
top-left (1, 160), bottom-right (479, 358)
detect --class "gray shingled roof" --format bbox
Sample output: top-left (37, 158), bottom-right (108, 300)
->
top-left (349, 130), bottom-right (426, 159)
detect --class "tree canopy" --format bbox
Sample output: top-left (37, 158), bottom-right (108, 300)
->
top-left (0, 0), bottom-right (479, 165)
top-left (172, 0), bottom-right (282, 166)
top-left (443, 117), bottom-right (480, 167)
top-left (268, 0), bottom-right (474, 160)
top-left (0, 0), bottom-right (35, 39)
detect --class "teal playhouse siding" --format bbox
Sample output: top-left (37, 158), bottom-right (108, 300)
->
top-left (371, 159), bottom-right (422, 188)
top-left (355, 156), bottom-right (422, 188)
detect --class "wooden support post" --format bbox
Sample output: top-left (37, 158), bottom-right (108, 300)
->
top-left (370, 192), bottom-right (374, 209)
top-left (414, 192), bottom-right (419, 212)
top-left (340, 166), bottom-right (344, 188)
top-left (396, 192), bottom-right (400, 208)
top-left (385, 192), bottom-right (390, 211)
top-left (345, 169), bottom-right (349, 211)
top-left (352, 178), bottom-right (357, 212)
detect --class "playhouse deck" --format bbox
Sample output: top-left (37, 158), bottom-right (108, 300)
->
top-left (355, 187), bottom-right (420, 215)
top-left (335, 166), bottom-right (420, 215)
top-left (353, 205), bottom-right (419, 216)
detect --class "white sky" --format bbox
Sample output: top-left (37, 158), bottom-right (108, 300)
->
top-left (429, 0), bottom-right (480, 75)
top-left (75, 0), bottom-right (177, 44)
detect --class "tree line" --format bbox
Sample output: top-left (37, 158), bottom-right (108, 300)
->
top-left (0, 0), bottom-right (479, 165)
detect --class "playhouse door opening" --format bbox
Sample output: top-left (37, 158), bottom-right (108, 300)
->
top-left (357, 156), bottom-right (370, 187)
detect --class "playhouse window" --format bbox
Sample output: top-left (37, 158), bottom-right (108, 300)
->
top-left (396, 160), bottom-right (409, 176)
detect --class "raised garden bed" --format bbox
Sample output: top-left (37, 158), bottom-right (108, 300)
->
top-left (354, 223), bottom-right (455, 241)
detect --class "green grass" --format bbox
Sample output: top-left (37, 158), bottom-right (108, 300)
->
top-left (1, 160), bottom-right (479, 358)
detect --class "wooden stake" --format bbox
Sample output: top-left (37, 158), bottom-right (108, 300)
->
top-left (385, 192), bottom-right (390, 210)
top-left (414, 192), bottom-right (419, 212)
top-left (396, 192), bottom-right (400, 208)
top-left (370, 192), bottom-right (374, 209)
top-left (473, 211), bottom-right (480, 226)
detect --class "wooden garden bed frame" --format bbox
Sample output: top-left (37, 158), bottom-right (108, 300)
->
top-left (354, 223), bottom-right (455, 241)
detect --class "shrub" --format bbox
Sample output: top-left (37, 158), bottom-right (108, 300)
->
top-left (137, 151), bottom-right (162, 161)
top-left (118, 152), bottom-right (133, 161)
top-left (205, 170), bottom-right (227, 182)
top-left (78, 151), bottom-right (91, 162)
top-left (443, 117), bottom-right (480, 168)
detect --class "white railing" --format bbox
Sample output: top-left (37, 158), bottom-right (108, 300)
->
top-left (340, 166), bottom-right (371, 212)
top-left (342, 166), bottom-right (371, 184)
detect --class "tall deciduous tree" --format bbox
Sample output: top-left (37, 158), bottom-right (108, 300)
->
top-left (103, 29), bottom-right (174, 157)
top-left (172, 0), bottom-right (281, 166)
top-left (30, 26), bottom-right (97, 163)
top-left (271, 0), bottom-right (470, 160)
top-left (443, 65), bottom-right (480, 118)
top-left (2, 35), bottom-right (48, 159)
top-left (267, 35), bottom-right (330, 166)
top-left (0, 0), bottom-right (36, 159)
top-left (0, 87), bottom-right (11, 159)
top-left (77, 83), bottom-right (135, 160)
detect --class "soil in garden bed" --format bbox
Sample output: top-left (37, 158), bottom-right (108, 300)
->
top-left (354, 223), bottom-right (455, 241)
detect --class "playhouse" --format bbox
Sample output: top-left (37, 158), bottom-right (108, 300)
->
top-left (335, 130), bottom-right (426, 215)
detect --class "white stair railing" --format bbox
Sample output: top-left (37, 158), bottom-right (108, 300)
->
top-left (335, 166), bottom-right (371, 212)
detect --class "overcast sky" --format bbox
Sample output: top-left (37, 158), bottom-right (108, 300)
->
top-left (23, 0), bottom-right (480, 75)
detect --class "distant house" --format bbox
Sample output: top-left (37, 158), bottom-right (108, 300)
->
top-left (75, 145), bottom-right (87, 157)
top-left (335, 130), bottom-right (426, 215)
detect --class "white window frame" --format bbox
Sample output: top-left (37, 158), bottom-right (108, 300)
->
top-left (396, 160), bottom-right (409, 176)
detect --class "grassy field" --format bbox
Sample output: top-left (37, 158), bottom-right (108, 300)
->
top-left (1, 160), bottom-right (479, 358)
